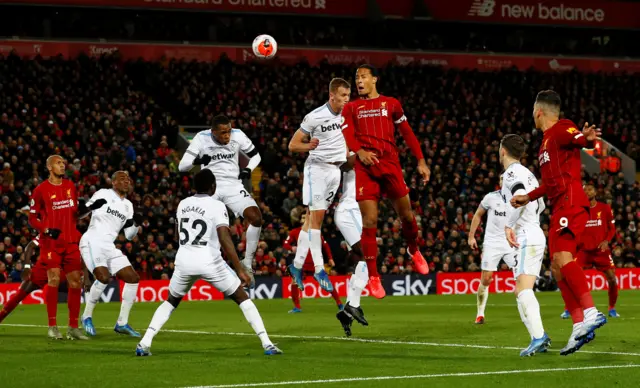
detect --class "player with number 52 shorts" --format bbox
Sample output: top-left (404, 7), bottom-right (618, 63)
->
top-left (179, 115), bottom-right (263, 287)
top-left (511, 90), bottom-right (606, 356)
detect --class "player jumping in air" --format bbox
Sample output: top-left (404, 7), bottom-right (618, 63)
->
top-left (342, 65), bottom-right (430, 300)
top-left (468, 175), bottom-right (516, 324)
top-left (511, 90), bottom-right (606, 356)
top-left (179, 115), bottom-right (263, 289)
top-left (288, 77), bottom-right (350, 293)
top-left (29, 155), bottom-right (91, 340)
top-left (80, 171), bottom-right (142, 337)
top-left (561, 184), bottom-right (619, 319)
top-left (501, 134), bottom-right (550, 356)
top-left (283, 212), bottom-right (343, 314)
top-left (136, 169), bottom-right (282, 356)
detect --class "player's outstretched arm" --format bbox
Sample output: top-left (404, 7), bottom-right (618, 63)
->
top-left (218, 226), bottom-right (251, 287)
top-left (288, 129), bottom-right (318, 153)
top-left (558, 122), bottom-right (602, 150)
top-left (468, 205), bottom-right (486, 250)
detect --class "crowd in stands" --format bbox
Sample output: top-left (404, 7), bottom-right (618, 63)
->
top-left (3, 5), bottom-right (640, 58)
top-left (0, 51), bottom-right (639, 284)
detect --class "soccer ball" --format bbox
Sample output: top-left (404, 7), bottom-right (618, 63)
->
top-left (252, 34), bottom-right (277, 59)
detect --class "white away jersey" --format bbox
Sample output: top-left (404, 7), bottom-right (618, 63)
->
top-left (480, 191), bottom-right (510, 248)
top-left (338, 170), bottom-right (358, 209)
top-left (85, 189), bottom-right (134, 242)
top-left (301, 103), bottom-right (347, 164)
top-left (185, 129), bottom-right (256, 181)
top-left (501, 163), bottom-right (546, 244)
top-left (175, 194), bottom-right (229, 267)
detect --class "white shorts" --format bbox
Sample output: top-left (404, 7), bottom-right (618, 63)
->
top-left (481, 245), bottom-right (516, 272)
top-left (512, 236), bottom-right (545, 278)
top-left (303, 162), bottom-right (341, 211)
top-left (169, 262), bottom-right (241, 298)
top-left (334, 205), bottom-right (362, 247)
top-left (79, 238), bottom-right (131, 275)
top-left (213, 179), bottom-right (258, 217)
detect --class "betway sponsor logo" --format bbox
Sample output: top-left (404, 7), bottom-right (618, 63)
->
top-left (211, 152), bottom-right (236, 161)
top-left (106, 206), bottom-right (127, 222)
top-left (469, 1), bottom-right (605, 23)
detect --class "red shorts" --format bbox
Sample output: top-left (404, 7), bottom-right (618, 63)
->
top-left (354, 156), bottom-right (409, 202)
top-left (548, 206), bottom-right (588, 258)
top-left (577, 249), bottom-right (615, 272)
top-left (29, 262), bottom-right (66, 288)
top-left (39, 241), bottom-right (82, 273)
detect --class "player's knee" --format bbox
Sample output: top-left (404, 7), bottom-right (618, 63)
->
top-left (127, 272), bottom-right (140, 284)
top-left (167, 293), bottom-right (182, 309)
top-left (362, 215), bottom-right (377, 229)
top-left (95, 273), bottom-right (110, 285)
top-left (607, 277), bottom-right (617, 286)
top-left (47, 275), bottom-right (60, 287)
top-left (481, 275), bottom-right (492, 287)
top-left (246, 209), bottom-right (262, 227)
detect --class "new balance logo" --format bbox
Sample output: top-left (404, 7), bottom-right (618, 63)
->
top-left (468, 0), bottom-right (496, 16)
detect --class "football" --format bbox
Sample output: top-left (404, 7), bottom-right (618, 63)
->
top-left (252, 34), bottom-right (277, 59)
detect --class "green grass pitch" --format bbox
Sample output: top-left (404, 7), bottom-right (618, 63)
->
top-left (1, 291), bottom-right (639, 388)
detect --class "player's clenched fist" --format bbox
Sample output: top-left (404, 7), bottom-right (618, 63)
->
top-left (193, 154), bottom-right (212, 166)
top-left (417, 159), bottom-right (430, 183)
top-left (356, 149), bottom-right (379, 166)
top-left (238, 269), bottom-right (252, 288)
top-left (468, 236), bottom-right (478, 250)
top-left (308, 138), bottom-right (320, 150)
top-left (510, 194), bottom-right (530, 209)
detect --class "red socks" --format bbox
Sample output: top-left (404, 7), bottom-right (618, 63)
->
top-left (608, 280), bottom-right (619, 310)
top-left (362, 227), bottom-right (379, 277)
top-left (0, 288), bottom-right (29, 323)
top-left (46, 286), bottom-right (59, 327)
top-left (291, 284), bottom-right (301, 309)
top-left (68, 287), bottom-right (81, 329)
top-left (330, 289), bottom-right (342, 307)
top-left (557, 279), bottom-right (584, 324)
top-left (560, 261), bottom-right (595, 310)
top-left (402, 217), bottom-right (419, 253)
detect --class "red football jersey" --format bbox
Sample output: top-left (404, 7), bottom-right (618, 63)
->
top-left (581, 202), bottom-right (616, 251)
top-left (534, 119), bottom-right (591, 210)
top-left (284, 227), bottom-right (333, 271)
top-left (29, 179), bottom-right (80, 244)
top-left (342, 95), bottom-right (423, 159)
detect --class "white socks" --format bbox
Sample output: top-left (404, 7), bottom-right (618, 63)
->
top-left (476, 283), bottom-right (489, 318)
top-left (293, 230), bottom-right (309, 270)
top-left (117, 283), bottom-right (139, 326)
top-left (347, 261), bottom-right (368, 308)
top-left (140, 301), bottom-right (175, 348)
top-left (309, 229), bottom-right (324, 274)
top-left (517, 289), bottom-right (545, 339)
top-left (82, 281), bottom-right (107, 320)
top-left (516, 296), bottom-right (533, 339)
top-left (584, 307), bottom-right (597, 321)
top-left (239, 299), bottom-right (273, 349)
top-left (244, 225), bottom-right (261, 268)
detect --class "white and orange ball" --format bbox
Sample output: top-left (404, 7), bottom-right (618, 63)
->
top-left (252, 34), bottom-right (277, 59)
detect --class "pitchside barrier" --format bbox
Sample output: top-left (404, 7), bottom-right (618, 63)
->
top-left (1, 269), bottom-right (639, 305)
